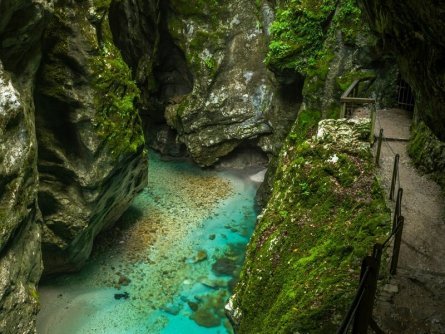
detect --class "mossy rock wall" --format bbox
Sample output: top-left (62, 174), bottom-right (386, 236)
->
top-left (228, 118), bottom-right (390, 333)
top-left (257, 0), bottom-right (385, 205)
top-left (408, 121), bottom-right (445, 189)
top-left (229, 1), bottom-right (392, 332)
top-left (35, 0), bottom-right (148, 274)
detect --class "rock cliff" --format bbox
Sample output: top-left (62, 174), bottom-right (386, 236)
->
top-left (228, 117), bottom-right (390, 333)
top-left (112, 0), bottom-right (300, 166)
top-left (0, 0), bottom-right (47, 331)
top-left (358, 0), bottom-right (445, 187)
top-left (0, 0), bottom-right (148, 329)
top-left (36, 0), bottom-right (148, 275)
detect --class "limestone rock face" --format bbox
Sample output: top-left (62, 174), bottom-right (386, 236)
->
top-left (0, 0), bottom-right (47, 330)
top-left (35, 1), bottom-right (148, 275)
top-left (160, 1), bottom-right (297, 166)
top-left (0, 63), bottom-right (42, 334)
top-left (358, 0), bottom-right (445, 141)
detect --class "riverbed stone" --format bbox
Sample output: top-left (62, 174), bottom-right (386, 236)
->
top-left (212, 257), bottom-right (237, 277)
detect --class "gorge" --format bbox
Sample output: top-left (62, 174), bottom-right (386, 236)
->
top-left (0, 0), bottom-right (444, 333)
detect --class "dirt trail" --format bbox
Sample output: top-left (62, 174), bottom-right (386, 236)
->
top-left (372, 109), bottom-right (445, 333)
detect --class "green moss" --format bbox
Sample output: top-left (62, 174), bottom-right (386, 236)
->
top-left (265, 0), bottom-right (363, 75)
top-left (233, 121), bottom-right (390, 333)
top-left (336, 70), bottom-right (375, 92)
top-left (265, 0), bottom-right (337, 74)
top-left (408, 122), bottom-right (445, 189)
top-left (29, 286), bottom-right (39, 301)
top-left (90, 10), bottom-right (144, 156)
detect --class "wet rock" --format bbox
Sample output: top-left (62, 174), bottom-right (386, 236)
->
top-left (187, 301), bottom-right (199, 312)
top-left (194, 250), bottom-right (208, 263)
top-left (212, 258), bottom-right (238, 277)
top-left (162, 303), bottom-right (182, 316)
top-left (118, 275), bottom-right (131, 287)
top-left (114, 292), bottom-right (130, 300)
top-left (209, 234), bottom-right (216, 240)
top-left (0, 1), bottom-right (47, 329)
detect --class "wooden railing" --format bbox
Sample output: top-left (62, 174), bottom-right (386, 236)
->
top-left (340, 78), bottom-right (377, 144)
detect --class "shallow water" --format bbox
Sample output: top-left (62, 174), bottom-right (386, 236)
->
top-left (37, 153), bottom-right (260, 334)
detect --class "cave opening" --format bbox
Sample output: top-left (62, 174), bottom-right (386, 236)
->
top-left (396, 75), bottom-right (415, 112)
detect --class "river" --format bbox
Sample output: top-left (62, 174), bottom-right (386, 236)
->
top-left (37, 152), bottom-right (261, 334)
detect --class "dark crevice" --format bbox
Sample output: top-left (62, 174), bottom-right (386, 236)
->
top-left (109, 0), bottom-right (192, 156)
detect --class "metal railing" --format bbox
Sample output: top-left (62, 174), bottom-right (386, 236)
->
top-left (337, 178), bottom-right (404, 334)
top-left (340, 78), bottom-right (377, 143)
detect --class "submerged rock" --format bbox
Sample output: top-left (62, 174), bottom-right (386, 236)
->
top-left (189, 291), bottom-right (228, 328)
top-left (162, 303), bottom-right (182, 316)
top-left (194, 250), bottom-right (208, 263)
top-left (114, 292), bottom-right (130, 300)
top-left (212, 258), bottom-right (238, 277)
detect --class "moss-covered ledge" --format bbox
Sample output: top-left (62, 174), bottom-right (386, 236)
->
top-left (227, 117), bottom-right (390, 333)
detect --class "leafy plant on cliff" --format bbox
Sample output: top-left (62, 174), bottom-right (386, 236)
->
top-left (90, 11), bottom-right (144, 156)
top-left (266, 0), bottom-right (362, 75)
top-left (266, 0), bottom-right (337, 74)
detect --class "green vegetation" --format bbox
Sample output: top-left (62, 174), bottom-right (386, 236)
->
top-left (233, 120), bottom-right (390, 333)
top-left (265, 0), bottom-right (362, 74)
top-left (336, 70), bottom-right (375, 92)
top-left (90, 9), bottom-right (144, 156)
top-left (408, 122), bottom-right (445, 189)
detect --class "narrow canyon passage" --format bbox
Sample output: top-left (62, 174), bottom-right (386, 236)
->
top-left (37, 153), bottom-right (261, 334)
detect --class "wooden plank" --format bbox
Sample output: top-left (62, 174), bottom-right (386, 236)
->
top-left (340, 97), bottom-right (375, 103)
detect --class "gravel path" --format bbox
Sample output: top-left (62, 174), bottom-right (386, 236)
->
top-left (372, 109), bottom-right (445, 333)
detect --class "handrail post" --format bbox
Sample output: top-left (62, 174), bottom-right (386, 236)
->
top-left (340, 102), bottom-right (346, 118)
top-left (375, 129), bottom-right (384, 166)
top-left (390, 216), bottom-right (405, 275)
top-left (352, 256), bottom-right (379, 334)
top-left (392, 188), bottom-right (403, 231)
top-left (369, 103), bottom-right (376, 144)
top-left (389, 154), bottom-right (400, 200)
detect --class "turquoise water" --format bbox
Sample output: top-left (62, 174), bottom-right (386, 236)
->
top-left (37, 153), bottom-right (260, 334)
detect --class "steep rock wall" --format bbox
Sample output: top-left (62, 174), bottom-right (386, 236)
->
top-left (0, 0), bottom-right (47, 331)
top-left (164, 0), bottom-right (298, 166)
top-left (228, 118), bottom-right (389, 333)
top-left (358, 0), bottom-right (445, 186)
top-left (257, 0), bottom-right (381, 205)
top-left (110, 0), bottom-right (300, 166)
top-left (358, 0), bottom-right (445, 141)
top-left (35, 0), bottom-right (148, 275)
